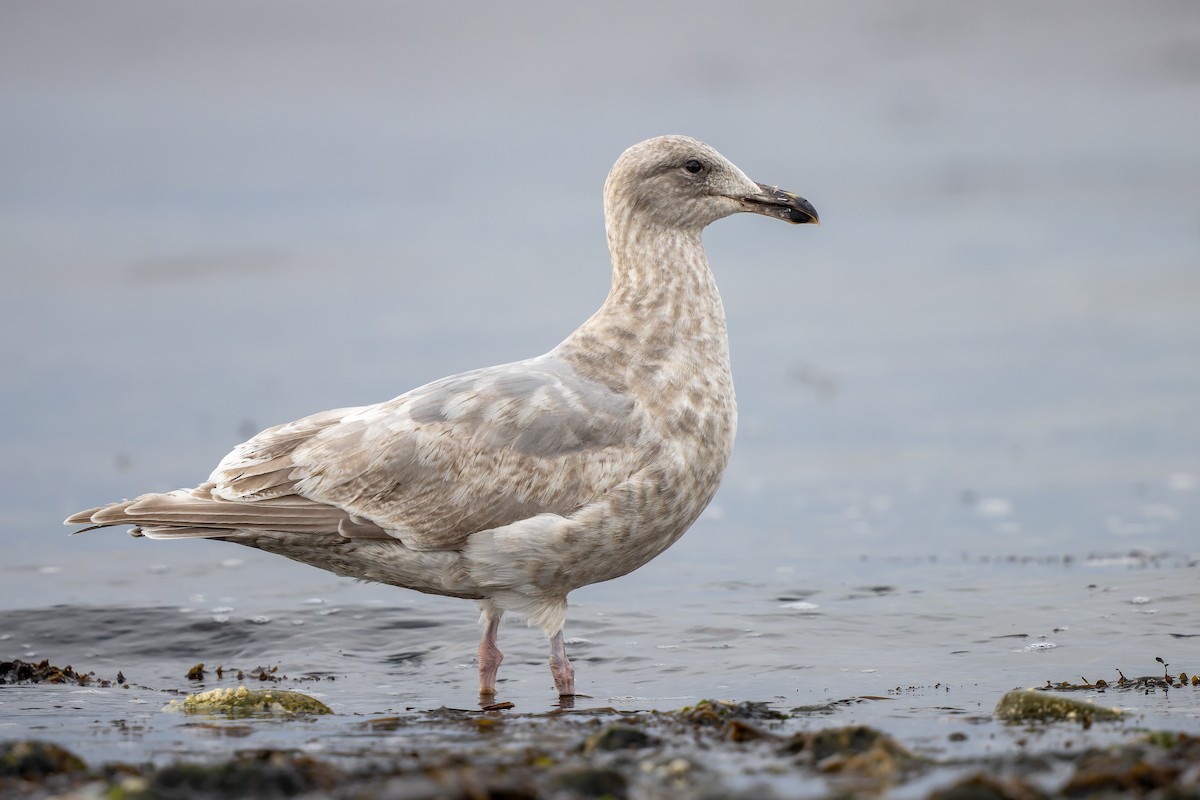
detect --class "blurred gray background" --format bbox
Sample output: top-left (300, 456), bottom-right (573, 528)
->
top-left (2, 1), bottom-right (1198, 597)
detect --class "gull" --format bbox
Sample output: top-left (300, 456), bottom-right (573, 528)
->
top-left (66, 135), bottom-right (819, 698)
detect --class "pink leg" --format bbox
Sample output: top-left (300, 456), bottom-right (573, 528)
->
top-left (478, 609), bottom-right (504, 696)
top-left (549, 630), bottom-right (575, 696)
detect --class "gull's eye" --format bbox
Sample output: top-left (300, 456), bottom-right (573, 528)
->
top-left (684, 159), bottom-right (704, 174)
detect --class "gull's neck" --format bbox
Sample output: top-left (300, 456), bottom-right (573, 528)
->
top-left (557, 205), bottom-right (733, 401)
top-left (606, 213), bottom-right (710, 310)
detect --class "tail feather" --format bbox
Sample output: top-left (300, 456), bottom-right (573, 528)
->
top-left (64, 505), bottom-right (117, 525)
top-left (137, 526), bottom-right (234, 539)
top-left (63, 485), bottom-right (386, 540)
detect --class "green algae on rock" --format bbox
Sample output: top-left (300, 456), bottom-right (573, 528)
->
top-left (995, 688), bottom-right (1122, 724)
top-left (165, 685), bottom-right (332, 716)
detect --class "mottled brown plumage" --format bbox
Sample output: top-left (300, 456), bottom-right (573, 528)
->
top-left (66, 135), bottom-right (818, 697)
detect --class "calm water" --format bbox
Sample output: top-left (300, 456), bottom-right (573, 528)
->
top-left (1, 0), bottom-right (1198, 770)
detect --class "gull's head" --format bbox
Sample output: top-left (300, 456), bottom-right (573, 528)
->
top-left (604, 135), bottom-right (819, 233)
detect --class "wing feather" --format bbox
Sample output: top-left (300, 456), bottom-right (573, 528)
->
top-left (217, 354), bottom-right (654, 550)
top-left (69, 355), bottom-right (655, 551)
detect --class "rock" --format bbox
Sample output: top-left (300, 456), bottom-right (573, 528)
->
top-left (779, 724), bottom-right (914, 789)
top-left (1061, 744), bottom-right (1182, 796)
top-left (0, 740), bottom-right (88, 779)
top-left (994, 689), bottom-right (1122, 724)
top-left (145, 750), bottom-right (337, 797)
top-left (165, 685), bottom-right (332, 716)
top-left (927, 773), bottom-right (1048, 800)
top-left (583, 724), bottom-right (660, 754)
top-left (550, 766), bottom-right (629, 799)
top-left (677, 699), bottom-right (787, 726)
top-left (780, 725), bottom-right (910, 763)
top-left (726, 719), bottom-right (772, 742)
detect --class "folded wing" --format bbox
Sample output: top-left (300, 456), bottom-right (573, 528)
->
top-left (68, 354), bottom-right (654, 551)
